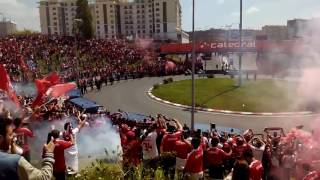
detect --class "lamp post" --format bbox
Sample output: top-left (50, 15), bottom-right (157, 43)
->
top-left (238, 0), bottom-right (243, 87)
top-left (191, 0), bottom-right (195, 130)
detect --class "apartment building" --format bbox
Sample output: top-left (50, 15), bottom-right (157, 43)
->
top-left (39, 0), bottom-right (187, 42)
top-left (0, 21), bottom-right (17, 37)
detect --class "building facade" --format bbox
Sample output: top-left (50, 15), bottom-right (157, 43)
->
top-left (261, 25), bottom-right (288, 40)
top-left (39, 0), bottom-right (187, 42)
top-left (0, 21), bottom-right (17, 37)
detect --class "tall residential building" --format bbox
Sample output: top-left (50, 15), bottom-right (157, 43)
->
top-left (0, 21), bottom-right (17, 36)
top-left (39, 0), bottom-right (187, 42)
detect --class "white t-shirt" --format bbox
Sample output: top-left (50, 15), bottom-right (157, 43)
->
top-left (142, 131), bottom-right (158, 160)
top-left (65, 127), bottom-right (79, 171)
top-left (250, 144), bottom-right (265, 162)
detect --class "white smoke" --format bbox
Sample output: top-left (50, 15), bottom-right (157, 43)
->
top-left (29, 116), bottom-right (121, 164)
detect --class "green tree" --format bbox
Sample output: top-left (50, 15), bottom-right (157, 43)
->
top-left (76, 0), bottom-right (94, 39)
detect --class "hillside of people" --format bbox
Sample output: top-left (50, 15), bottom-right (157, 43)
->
top-left (0, 34), bottom-right (320, 180)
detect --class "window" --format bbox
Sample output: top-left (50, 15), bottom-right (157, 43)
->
top-left (137, 10), bottom-right (140, 13)
top-left (156, 3), bottom-right (160, 6)
top-left (97, 20), bottom-right (100, 24)
top-left (156, 29), bottom-right (160, 33)
top-left (71, 3), bottom-right (74, 6)
top-left (54, 22), bottom-right (57, 26)
top-left (142, 5), bottom-right (145, 8)
top-left (156, 24), bottom-right (160, 28)
top-left (129, 5), bottom-right (132, 9)
top-left (53, 7), bottom-right (56, 10)
top-left (138, 30), bottom-right (140, 33)
top-left (156, 8), bottom-right (159, 11)
top-left (110, 5), bottom-right (113, 8)
top-left (142, 30), bottom-right (145, 33)
top-left (156, 19), bottom-right (160, 22)
top-left (53, 12), bottom-right (57, 15)
top-left (111, 25), bottom-right (114, 29)
top-left (97, 26), bottom-right (100, 29)
top-left (111, 20), bottom-right (114, 23)
top-left (149, 30), bottom-right (152, 33)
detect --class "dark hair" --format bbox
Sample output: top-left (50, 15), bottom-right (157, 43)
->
top-left (13, 118), bottom-right (22, 128)
top-left (211, 136), bottom-right (220, 147)
top-left (191, 137), bottom-right (201, 149)
top-left (51, 129), bottom-right (60, 139)
top-left (243, 149), bottom-right (254, 159)
top-left (232, 160), bottom-right (250, 180)
top-left (64, 122), bottom-right (71, 131)
top-left (0, 117), bottom-right (13, 137)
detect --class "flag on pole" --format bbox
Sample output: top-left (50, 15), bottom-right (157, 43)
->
top-left (45, 82), bottom-right (76, 99)
top-left (32, 72), bottom-right (61, 108)
top-left (0, 64), bottom-right (20, 107)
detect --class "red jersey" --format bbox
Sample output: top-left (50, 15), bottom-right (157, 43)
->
top-left (174, 140), bottom-right (192, 159)
top-left (161, 131), bottom-right (182, 153)
top-left (124, 139), bottom-right (142, 166)
top-left (205, 147), bottom-right (230, 166)
top-left (249, 160), bottom-right (263, 180)
top-left (233, 143), bottom-right (251, 159)
top-left (53, 139), bottom-right (73, 173)
top-left (14, 127), bottom-right (34, 153)
top-left (184, 147), bottom-right (203, 173)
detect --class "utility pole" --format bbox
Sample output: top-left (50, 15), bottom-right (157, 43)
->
top-left (191, 0), bottom-right (195, 130)
top-left (238, 0), bottom-right (243, 87)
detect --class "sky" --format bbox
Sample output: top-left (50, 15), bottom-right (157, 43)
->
top-left (0, 0), bottom-right (320, 31)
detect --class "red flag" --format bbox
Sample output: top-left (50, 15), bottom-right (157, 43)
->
top-left (32, 72), bottom-right (61, 108)
top-left (44, 72), bottom-right (60, 85)
top-left (0, 64), bottom-right (20, 106)
top-left (46, 83), bottom-right (76, 98)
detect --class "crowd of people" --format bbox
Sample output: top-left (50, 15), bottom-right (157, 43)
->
top-left (0, 34), bottom-right (188, 85)
top-left (116, 114), bottom-right (320, 180)
top-left (0, 34), bottom-right (319, 180)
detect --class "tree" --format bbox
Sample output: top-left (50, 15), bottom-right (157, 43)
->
top-left (76, 0), bottom-right (94, 39)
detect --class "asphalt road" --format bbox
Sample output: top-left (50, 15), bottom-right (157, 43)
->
top-left (85, 76), bottom-right (319, 133)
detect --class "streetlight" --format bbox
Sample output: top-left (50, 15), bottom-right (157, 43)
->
top-left (191, 0), bottom-right (195, 130)
top-left (238, 0), bottom-right (243, 87)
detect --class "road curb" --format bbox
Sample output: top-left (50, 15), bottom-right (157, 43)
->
top-left (147, 87), bottom-right (313, 116)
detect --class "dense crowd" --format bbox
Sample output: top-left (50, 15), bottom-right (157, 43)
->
top-left (0, 34), bottom-right (188, 84)
top-left (0, 34), bottom-right (319, 180)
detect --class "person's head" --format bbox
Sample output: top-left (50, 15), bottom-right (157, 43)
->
top-left (243, 149), bottom-right (254, 163)
top-left (167, 124), bottom-right (176, 133)
top-left (211, 136), bottom-right (220, 147)
top-left (236, 136), bottom-right (245, 146)
top-left (232, 160), bottom-right (250, 180)
top-left (0, 117), bottom-right (14, 152)
top-left (252, 138), bottom-right (263, 148)
top-left (191, 137), bottom-right (201, 149)
top-left (13, 118), bottom-right (23, 128)
top-left (64, 122), bottom-right (72, 132)
top-left (273, 131), bottom-right (278, 137)
top-left (50, 129), bottom-right (60, 140)
top-left (183, 130), bottom-right (190, 140)
top-left (195, 129), bottom-right (202, 138)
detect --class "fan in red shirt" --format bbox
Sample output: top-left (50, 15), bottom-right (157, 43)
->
top-left (13, 118), bottom-right (34, 162)
top-left (47, 129), bottom-right (74, 180)
top-left (184, 137), bottom-right (204, 180)
top-left (123, 130), bottom-right (142, 167)
top-left (160, 117), bottom-right (183, 179)
top-left (160, 118), bottom-right (183, 153)
top-left (233, 136), bottom-right (251, 159)
top-left (174, 130), bottom-right (192, 173)
top-left (205, 136), bottom-right (232, 179)
top-left (244, 149), bottom-right (264, 180)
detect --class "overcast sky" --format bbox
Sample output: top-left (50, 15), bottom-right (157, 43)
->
top-left (0, 0), bottom-right (319, 31)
